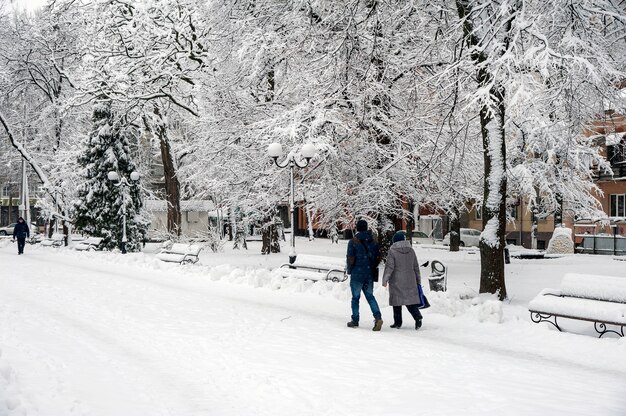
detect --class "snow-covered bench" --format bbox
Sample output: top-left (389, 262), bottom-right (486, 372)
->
top-left (276, 254), bottom-right (347, 282)
top-left (40, 233), bottom-right (65, 247)
top-left (529, 273), bottom-right (626, 338)
top-left (156, 243), bottom-right (203, 264)
top-left (74, 237), bottom-right (104, 251)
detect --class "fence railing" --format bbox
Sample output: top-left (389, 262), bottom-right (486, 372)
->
top-left (594, 164), bottom-right (626, 180)
top-left (576, 234), bottom-right (626, 255)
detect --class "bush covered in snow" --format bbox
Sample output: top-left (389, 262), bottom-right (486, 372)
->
top-left (546, 227), bottom-right (574, 254)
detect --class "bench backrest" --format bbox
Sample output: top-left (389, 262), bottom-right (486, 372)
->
top-left (167, 243), bottom-right (202, 255)
top-left (51, 233), bottom-right (65, 240)
top-left (293, 254), bottom-right (346, 270)
top-left (560, 273), bottom-right (626, 303)
top-left (85, 237), bottom-right (103, 244)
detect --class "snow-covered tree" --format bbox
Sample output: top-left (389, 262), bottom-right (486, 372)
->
top-left (73, 100), bottom-right (148, 251)
top-left (58, 0), bottom-right (212, 237)
top-left (429, 0), bottom-right (626, 299)
top-left (0, 3), bottom-right (85, 226)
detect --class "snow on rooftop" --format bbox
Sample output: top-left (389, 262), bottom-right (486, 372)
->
top-left (145, 199), bottom-right (215, 212)
top-left (605, 133), bottom-right (625, 146)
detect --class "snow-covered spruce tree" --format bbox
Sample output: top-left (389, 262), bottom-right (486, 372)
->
top-left (74, 100), bottom-right (148, 251)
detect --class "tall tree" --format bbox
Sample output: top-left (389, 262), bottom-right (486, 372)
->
top-left (74, 100), bottom-right (148, 251)
top-left (66, 0), bottom-right (210, 237)
top-left (0, 2), bottom-right (85, 223)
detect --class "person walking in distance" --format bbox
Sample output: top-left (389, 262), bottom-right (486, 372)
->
top-left (382, 231), bottom-right (423, 330)
top-left (12, 217), bottom-right (30, 255)
top-left (346, 219), bottom-right (383, 331)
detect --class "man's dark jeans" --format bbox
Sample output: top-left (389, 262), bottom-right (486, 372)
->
top-left (16, 237), bottom-right (26, 254)
top-left (350, 279), bottom-right (381, 322)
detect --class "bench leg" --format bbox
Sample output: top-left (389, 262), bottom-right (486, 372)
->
top-left (594, 322), bottom-right (625, 338)
top-left (530, 312), bottom-right (561, 332)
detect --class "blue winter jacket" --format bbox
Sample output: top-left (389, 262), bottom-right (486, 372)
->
top-left (346, 231), bottom-right (380, 282)
top-left (13, 222), bottom-right (30, 239)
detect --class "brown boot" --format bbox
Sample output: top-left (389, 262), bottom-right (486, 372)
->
top-left (373, 319), bottom-right (383, 331)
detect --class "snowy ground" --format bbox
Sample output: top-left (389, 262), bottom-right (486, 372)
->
top-left (0, 237), bottom-right (625, 416)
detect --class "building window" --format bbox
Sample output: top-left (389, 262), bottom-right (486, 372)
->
top-left (607, 140), bottom-right (626, 165)
top-left (610, 194), bottom-right (626, 217)
top-left (475, 208), bottom-right (482, 220)
top-left (509, 206), bottom-right (518, 220)
top-left (1, 185), bottom-right (10, 198)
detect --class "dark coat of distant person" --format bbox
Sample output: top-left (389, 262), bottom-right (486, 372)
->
top-left (12, 219), bottom-right (30, 239)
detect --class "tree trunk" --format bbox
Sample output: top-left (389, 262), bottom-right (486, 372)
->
top-left (234, 223), bottom-right (247, 250)
top-left (159, 136), bottom-right (181, 237)
top-left (449, 206), bottom-right (461, 252)
top-left (554, 193), bottom-right (563, 227)
top-left (305, 204), bottom-right (315, 241)
top-left (376, 215), bottom-right (395, 261)
top-left (531, 209), bottom-right (538, 250)
top-left (457, 0), bottom-right (511, 300)
top-left (261, 225), bottom-right (270, 255)
top-left (406, 200), bottom-right (415, 245)
top-left (270, 221), bottom-right (281, 253)
top-left (261, 217), bottom-right (279, 254)
top-left (477, 89), bottom-right (508, 300)
top-left (152, 106), bottom-right (182, 237)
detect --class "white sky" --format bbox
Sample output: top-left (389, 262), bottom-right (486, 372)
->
top-left (12, 0), bottom-right (47, 12)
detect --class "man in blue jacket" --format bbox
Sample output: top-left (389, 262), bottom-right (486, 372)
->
top-left (12, 217), bottom-right (30, 255)
top-left (346, 219), bottom-right (383, 331)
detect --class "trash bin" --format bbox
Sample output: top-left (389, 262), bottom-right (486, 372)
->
top-left (428, 260), bottom-right (447, 292)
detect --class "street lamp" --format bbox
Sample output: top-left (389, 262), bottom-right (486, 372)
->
top-left (108, 170), bottom-right (140, 254)
top-left (268, 142), bottom-right (317, 264)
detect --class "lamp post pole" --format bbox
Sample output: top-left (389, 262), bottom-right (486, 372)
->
top-left (268, 143), bottom-right (317, 264)
top-left (289, 157), bottom-right (296, 262)
top-left (121, 201), bottom-right (127, 253)
top-left (108, 171), bottom-right (140, 254)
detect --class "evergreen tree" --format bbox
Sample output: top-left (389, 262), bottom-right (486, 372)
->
top-left (74, 100), bottom-right (148, 252)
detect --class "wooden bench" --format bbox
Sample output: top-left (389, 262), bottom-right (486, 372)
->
top-left (529, 273), bottom-right (626, 338)
top-left (74, 237), bottom-right (104, 251)
top-left (276, 254), bottom-right (347, 282)
top-left (156, 243), bottom-right (203, 264)
top-left (40, 233), bottom-right (65, 247)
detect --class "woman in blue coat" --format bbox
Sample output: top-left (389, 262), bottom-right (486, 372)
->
top-left (12, 217), bottom-right (30, 255)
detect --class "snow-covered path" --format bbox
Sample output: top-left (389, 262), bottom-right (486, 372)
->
top-left (1, 247), bottom-right (625, 416)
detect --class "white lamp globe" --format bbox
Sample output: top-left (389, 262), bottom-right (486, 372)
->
top-left (107, 171), bottom-right (119, 181)
top-left (130, 171), bottom-right (140, 181)
top-left (301, 143), bottom-right (316, 159)
top-left (267, 142), bottom-right (283, 158)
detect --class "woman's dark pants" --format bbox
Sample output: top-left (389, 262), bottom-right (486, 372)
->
top-left (392, 304), bottom-right (422, 326)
